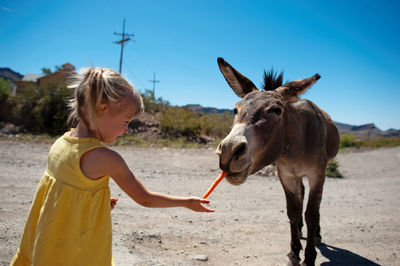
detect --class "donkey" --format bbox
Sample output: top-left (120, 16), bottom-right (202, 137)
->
top-left (216, 57), bottom-right (339, 266)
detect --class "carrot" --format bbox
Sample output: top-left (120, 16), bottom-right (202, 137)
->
top-left (202, 171), bottom-right (227, 199)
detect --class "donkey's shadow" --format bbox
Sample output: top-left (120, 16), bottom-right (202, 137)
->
top-left (314, 240), bottom-right (380, 265)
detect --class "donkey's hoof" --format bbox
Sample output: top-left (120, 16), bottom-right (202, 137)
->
top-left (301, 261), bottom-right (315, 266)
top-left (287, 251), bottom-right (301, 266)
top-left (301, 255), bottom-right (316, 266)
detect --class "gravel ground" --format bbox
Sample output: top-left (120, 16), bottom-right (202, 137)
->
top-left (1, 139), bottom-right (399, 265)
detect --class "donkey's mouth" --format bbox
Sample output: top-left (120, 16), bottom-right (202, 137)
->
top-left (225, 167), bottom-right (250, 186)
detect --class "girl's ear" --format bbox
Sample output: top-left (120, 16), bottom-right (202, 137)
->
top-left (99, 103), bottom-right (109, 116)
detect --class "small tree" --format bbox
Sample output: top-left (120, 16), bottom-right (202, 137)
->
top-left (41, 67), bottom-right (52, 75)
top-left (41, 65), bottom-right (62, 74)
top-left (140, 89), bottom-right (169, 112)
top-left (0, 77), bottom-right (11, 102)
top-left (12, 80), bottom-right (73, 135)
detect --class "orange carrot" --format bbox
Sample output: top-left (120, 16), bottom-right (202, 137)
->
top-left (202, 171), bottom-right (227, 199)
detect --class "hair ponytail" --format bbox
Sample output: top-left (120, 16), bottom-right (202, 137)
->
top-left (68, 67), bottom-right (143, 130)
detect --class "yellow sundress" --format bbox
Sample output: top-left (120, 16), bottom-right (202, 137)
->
top-left (11, 132), bottom-right (114, 266)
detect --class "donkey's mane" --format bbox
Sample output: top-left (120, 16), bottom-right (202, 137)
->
top-left (262, 68), bottom-right (284, 91)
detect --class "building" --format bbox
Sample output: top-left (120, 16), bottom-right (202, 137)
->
top-left (38, 63), bottom-right (75, 87)
top-left (15, 63), bottom-right (76, 95)
top-left (14, 73), bottom-right (45, 94)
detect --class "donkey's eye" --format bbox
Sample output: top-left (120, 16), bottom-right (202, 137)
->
top-left (233, 108), bottom-right (238, 115)
top-left (267, 107), bottom-right (282, 116)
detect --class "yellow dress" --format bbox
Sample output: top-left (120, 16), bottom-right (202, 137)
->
top-left (11, 133), bottom-right (114, 266)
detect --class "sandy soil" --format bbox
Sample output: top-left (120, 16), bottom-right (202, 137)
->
top-left (1, 139), bottom-right (399, 265)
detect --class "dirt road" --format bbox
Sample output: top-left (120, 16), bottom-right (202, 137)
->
top-left (1, 139), bottom-right (399, 265)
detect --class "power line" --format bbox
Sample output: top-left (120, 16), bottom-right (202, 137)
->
top-left (114, 18), bottom-right (135, 74)
top-left (123, 61), bottom-right (147, 90)
top-left (149, 73), bottom-right (160, 96)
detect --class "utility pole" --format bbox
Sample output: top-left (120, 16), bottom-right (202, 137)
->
top-left (114, 18), bottom-right (135, 74)
top-left (149, 72), bottom-right (160, 96)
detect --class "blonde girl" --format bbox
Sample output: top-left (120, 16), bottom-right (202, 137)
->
top-left (11, 67), bottom-right (213, 266)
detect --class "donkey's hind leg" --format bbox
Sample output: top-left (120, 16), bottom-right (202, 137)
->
top-left (279, 174), bottom-right (305, 266)
top-left (299, 181), bottom-right (305, 237)
top-left (303, 170), bottom-right (325, 266)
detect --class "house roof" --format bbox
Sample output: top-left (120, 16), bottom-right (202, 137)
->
top-left (22, 74), bottom-right (45, 82)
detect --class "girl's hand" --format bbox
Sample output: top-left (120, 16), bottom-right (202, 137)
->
top-left (110, 197), bottom-right (118, 210)
top-left (186, 197), bottom-right (215, 212)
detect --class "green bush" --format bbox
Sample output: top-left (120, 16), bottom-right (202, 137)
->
top-left (159, 106), bottom-right (202, 138)
top-left (0, 78), bottom-right (14, 122)
top-left (159, 106), bottom-right (234, 139)
top-left (199, 112), bottom-right (233, 138)
top-left (339, 134), bottom-right (400, 149)
top-left (340, 134), bottom-right (357, 148)
top-left (140, 89), bottom-right (169, 112)
top-left (358, 137), bottom-right (400, 148)
top-left (326, 158), bottom-right (343, 178)
top-left (12, 81), bottom-right (73, 135)
top-left (0, 77), bottom-right (11, 102)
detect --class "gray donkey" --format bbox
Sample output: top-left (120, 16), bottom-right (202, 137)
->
top-left (216, 57), bottom-right (339, 266)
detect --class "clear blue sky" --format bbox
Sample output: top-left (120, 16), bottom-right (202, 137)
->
top-left (1, 0), bottom-right (399, 130)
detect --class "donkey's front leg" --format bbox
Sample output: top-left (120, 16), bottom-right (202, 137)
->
top-left (280, 175), bottom-right (304, 266)
top-left (303, 173), bottom-right (325, 266)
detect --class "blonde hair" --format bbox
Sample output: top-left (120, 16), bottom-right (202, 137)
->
top-left (68, 67), bottom-right (143, 130)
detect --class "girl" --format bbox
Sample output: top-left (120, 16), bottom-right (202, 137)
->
top-left (11, 67), bottom-right (214, 266)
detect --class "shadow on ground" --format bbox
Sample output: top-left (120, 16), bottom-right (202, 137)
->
top-left (317, 242), bottom-right (380, 265)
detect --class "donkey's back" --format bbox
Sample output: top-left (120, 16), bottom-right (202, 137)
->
top-left (281, 98), bottom-right (339, 165)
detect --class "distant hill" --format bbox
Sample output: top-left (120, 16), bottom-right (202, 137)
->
top-left (183, 104), bottom-right (233, 114)
top-left (184, 104), bottom-right (399, 138)
top-left (0, 68), bottom-right (23, 82)
top-left (335, 122), bottom-right (400, 138)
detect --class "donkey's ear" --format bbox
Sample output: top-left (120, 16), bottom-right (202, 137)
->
top-left (276, 74), bottom-right (320, 102)
top-left (217, 57), bottom-right (259, 98)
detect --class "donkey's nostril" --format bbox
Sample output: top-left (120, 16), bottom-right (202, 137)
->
top-left (216, 143), bottom-right (222, 155)
top-left (233, 142), bottom-right (247, 160)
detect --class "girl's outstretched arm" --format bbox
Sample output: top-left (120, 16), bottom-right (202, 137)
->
top-left (80, 148), bottom-right (214, 212)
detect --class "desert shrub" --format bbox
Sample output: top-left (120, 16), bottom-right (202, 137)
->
top-left (326, 158), bottom-right (343, 178)
top-left (0, 78), bottom-right (14, 122)
top-left (358, 137), bottom-right (400, 148)
top-left (159, 106), bottom-right (202, 138)
top-left (0, 77), bottom-right (11, 102)
top-left (140, 89), bottom-right (169, 112)
top-left (340, 134), bottom-right (358, 148)
top-left (339, 134), bottom-right (400, 149)
top-left (12, 81), bottom-right (73, 135)
top-left (159, 105), bottom-right (234, 139)
top-left (199, 112), bottom-right (233, 138)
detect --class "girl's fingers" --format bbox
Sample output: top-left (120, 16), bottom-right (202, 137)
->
top-left (200, 199), bottom-right (210, 204)
top-left (199, 199), bottom-right (214, 212)
top-left (202, 206), bottom-right (215, 212)
top-left (110, 197), bottom-right (119, 209)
